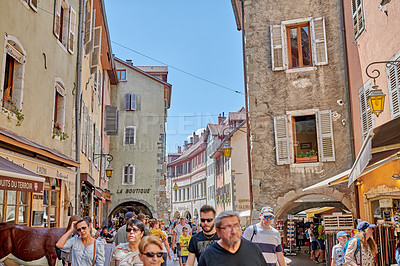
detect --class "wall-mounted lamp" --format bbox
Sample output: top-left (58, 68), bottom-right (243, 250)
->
top-left (355, 180), bottom-right (363, 186)
top-left (94, 153), bottom-right (114, 178)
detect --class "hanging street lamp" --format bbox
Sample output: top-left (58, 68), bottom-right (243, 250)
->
top-left (367, 84), bottom-right (386, 117)
top-left (223, 143), bottom-right (232, 158)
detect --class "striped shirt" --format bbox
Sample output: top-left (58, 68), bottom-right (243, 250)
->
top-left (243, 224), bottom-right (283, 265)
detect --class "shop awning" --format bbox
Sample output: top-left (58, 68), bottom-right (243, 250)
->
top-left (306, 207), bottom-right (335, 218)
top-left (303, 169), bottom-right (351, 191)
top-left (347, 117), bottom-right (400, 187)
top-left (0, 156), bottom-right (44, 193)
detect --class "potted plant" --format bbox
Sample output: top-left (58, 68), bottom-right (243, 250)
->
top-left (296, 149), bottom-right (318, 163)
top-left (52, 122), bottom-right (69, 140)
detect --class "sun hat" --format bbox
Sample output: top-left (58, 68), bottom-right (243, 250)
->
top-left (357, 221), bottom-right (376, 232)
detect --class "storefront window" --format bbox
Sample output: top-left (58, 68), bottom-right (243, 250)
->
top-left (43, 178), bottom-right (60, 227)
top-left (371, 198), bottom-right (400, 223)
top-left (6, 190), bottom-right (17, 223)
top-left (18, 191), bottom-right (28, 225)
top-left (0, 190), bottom-right (4, 221)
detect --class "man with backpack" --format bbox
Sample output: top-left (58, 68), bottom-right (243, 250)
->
top-left (243, 206), bottom-right (285, 266)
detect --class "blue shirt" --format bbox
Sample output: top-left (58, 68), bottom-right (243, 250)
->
top-left (62, 237), bottom-right (105, 266)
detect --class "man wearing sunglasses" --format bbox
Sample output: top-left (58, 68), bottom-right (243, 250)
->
top-left (243, 206), bottom-right (285, 266)
top-left (186, 205), bottom-right (220, 266)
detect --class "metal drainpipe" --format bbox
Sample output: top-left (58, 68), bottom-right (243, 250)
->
top-left (240, 0), bottom-right (254, 223)
top-left (339, 0), bottom-right (360, 219)
top-left (75, 0), bottom-right (85, 215)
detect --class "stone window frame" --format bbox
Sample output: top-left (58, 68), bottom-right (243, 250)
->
top-left (52, 78), bottom-right (67, 139)
top-left (122, 164), bottom-right (135, 185)
top-left (270, 17), bottom-right (328, 73)
top-left (123, 126), bottom-right (136, 146)
top-left (273, 108), bottom-right (335, 165)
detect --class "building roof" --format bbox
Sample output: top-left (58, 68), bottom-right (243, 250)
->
top-left (136, 66), bottom-right (168, 74)
top-left (168, 135), bottom-right (206, 165)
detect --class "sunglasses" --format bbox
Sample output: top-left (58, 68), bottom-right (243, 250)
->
top-left (264, 216), bottom-right (274, 220)
top-left (76, 226), bottom-right (87, 232)
top-left (200, 218), bottom-right (214, 223)
top-left (142, 252), bottom-right (163, 258)
top-left (126, 227), bottom-right (141, 233)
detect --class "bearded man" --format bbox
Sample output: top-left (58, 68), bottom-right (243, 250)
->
top-left (198, 211), bottom-right (267, 266)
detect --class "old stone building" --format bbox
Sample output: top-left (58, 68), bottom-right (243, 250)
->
top-left (231, 0), bottom-right (356, 220)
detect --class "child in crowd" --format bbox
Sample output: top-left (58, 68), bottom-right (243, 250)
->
top-left (331, 231), bottom-right (350, 266)
top-left (179, 227), bottom-right (191, 266)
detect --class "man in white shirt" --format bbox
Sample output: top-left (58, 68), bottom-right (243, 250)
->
top-left (172, 217), bottom-right (192, 266)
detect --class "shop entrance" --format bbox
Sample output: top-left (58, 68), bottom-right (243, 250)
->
top-left (109, 200), bottom-right (154, 220)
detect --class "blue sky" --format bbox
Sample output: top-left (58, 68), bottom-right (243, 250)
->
top-left (104, 0), bottom-right (245, 153)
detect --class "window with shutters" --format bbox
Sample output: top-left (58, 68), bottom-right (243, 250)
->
top-left (122, 164), bottom-right (135, 185)
top-left (387, 55), bottom-right (400, 119)
top-left (271, 17), bottom-right (328, 71)
top-left (98, 69), bottom-right (102, 105)
top-left (359, 80), bottom-right (375, 140)
top-left (81, 103), bottom-right (88, 154)
top-left (273, 110), bottom-right (335, 165)
top-left (87, 116), bottom-right (93, 161)
top-left (125, 93), bottom-right (137, 111)
top-left (53, 0), bottom-right (76, 54)
top-left (84, 0), bottom-right (93, 45)
top-left (90, 27), bottom-right (102, 73)
top-left (117, 70), bottom-right (126, 81)
top-left (2, 36), bottom-right (26, 112)
top-left (53, 79), bottom-right (66, 137)
top-left (124, 126), bottom-right (136, 145)
top-left (351, 0), bottom-right (365, 40)
top-left (104, 105), bottom-right (119, 135)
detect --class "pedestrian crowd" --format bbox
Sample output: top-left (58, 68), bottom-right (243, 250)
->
top-left (55, 205), bottom-right (390, 266)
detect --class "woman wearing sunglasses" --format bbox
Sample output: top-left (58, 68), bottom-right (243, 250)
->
top-left (110, 219), bottom-right (146, 265)
top-left (139, 236), bottom-right (164, 266)
top-left (56, 218), bottom-right (105, 266)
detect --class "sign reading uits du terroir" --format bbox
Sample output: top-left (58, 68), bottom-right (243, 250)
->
top-left (116, 188), bottom-right (151, 194)
top-left (0, 176), bottom-right (44, 193)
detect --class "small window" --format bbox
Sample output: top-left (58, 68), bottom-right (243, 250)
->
top-left (117, 69), bottom-right (126, 81)
top-left (287, 24), bottom-right (312, 69)
top-left (124, 126), bottom-right (136, 145)
top-left (53, 81), bottom-right (66, 134)
top-left (125, 93), bottom-right (136, 111)
top-left (293, 115), bottom-right (319, 163)
top-left (387, 55), bottom-right (400, 119)
top-left (123, 164), bottom-right (135, 185)
top-left (351, 0), bottom-right (365, 40)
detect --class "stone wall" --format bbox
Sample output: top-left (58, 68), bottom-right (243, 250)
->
top-left (243, 0), bottom-right (355, 218)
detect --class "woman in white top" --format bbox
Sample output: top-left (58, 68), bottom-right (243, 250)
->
top-left (109, 219), bottom-right (145, 266)
top-left (56, 218), bottom-right (105, 266)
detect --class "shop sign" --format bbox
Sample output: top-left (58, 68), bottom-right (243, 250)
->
top-left (379, 198), bottom-right (391, 208)
top-left (102, 191), bottom-right (112, 200)
top-left (0, 176), bottom-right (43, 193)
top-left (6, 43), bottom-right (24, 64)
top-left (0, 150), bottom-right (75, 181)
top-left (116, 188), bottom-right (151, 194)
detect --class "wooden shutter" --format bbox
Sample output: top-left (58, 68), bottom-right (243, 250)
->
top-left (105, 105), bottom-right (118, 135)
top-left (88, 116), bottom-right (93, 161)
top-left (29, 0), bottom-right (38, 11)
top-left (273, 115), bottom-right (290, 165)
top-left (98, 70), bottom-right (102, 104)
top-left (351, 0), bottom-right (365, 39)
top-left (130, 93), bottom-right (136, 111)
top-left (93, 128), bottom-right (98, 168)
top-left (123, 165), bottom-right (128, 183)
top-left (125, 94), bottom-right (131, 110)
top-left (82, 104), bottom-right (87, 154)
top-left (91, 26), bottom-right (102, 72)
top-left (311, 17), bottom-right (328, 66)
top-left (318, 110), bottom-right (335, 162)
top-left (388, 62), bottom-right (400, 119)
top-left (68, 6), bottom-right (76, 54)
top-left (270, 25), bottom-right (285, 71)
top-left (53, 0), bottom-right (61, 39)
top-left (84, 0), bottom-right (93, 45)
top-left (359, 80), bottom-right (374, 140)
top-left (129, 165), bottom-right (134, 184)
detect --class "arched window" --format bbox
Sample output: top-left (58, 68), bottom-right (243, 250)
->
top-left (1, 35), bottom-right (26, 111)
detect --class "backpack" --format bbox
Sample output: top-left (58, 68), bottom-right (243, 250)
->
top-left (343, 237), bottom-right (361, 262)
top-left (312, 227), bottom-right (319, 238)
top-left (250, 224), bottom-right (257, 241)
top-left (305, 230), bottom-right (310, 239)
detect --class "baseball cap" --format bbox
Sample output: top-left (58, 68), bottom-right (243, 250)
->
top-left (357, 221), bottom-right (376, 232)
top-left (336, 231), bottom-right (350, 238)
top-left (260, 206), bottom-right (274, 216)
top-left (124, 212), bottom-right (136, 220)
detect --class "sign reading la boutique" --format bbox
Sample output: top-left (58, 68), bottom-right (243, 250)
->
top-left (116, 188), bottom-right (151, 194)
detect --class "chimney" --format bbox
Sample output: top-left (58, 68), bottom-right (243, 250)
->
top-left (218, 112), bottom-right (225, 125)
top-left (184, 140), bottom-right (188, 149)
top-left (178, 146), bottom-right (181, 153)
top-left (126, 59), bottom-right (133, 66)
top-left (190, 137), bottom-right (193, 144)
top-left (193, 132), bottom-right (199, 143)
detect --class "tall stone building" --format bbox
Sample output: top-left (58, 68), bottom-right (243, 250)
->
top-left (231, 0), bottom-right (356, 219)
top-left (107, 58), bottom-right (171, 220)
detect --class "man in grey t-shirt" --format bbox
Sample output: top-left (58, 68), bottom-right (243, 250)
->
top-left (243, 206), bottom-right (285, 266)
top-left (172, 217), bottom-right (192, 265)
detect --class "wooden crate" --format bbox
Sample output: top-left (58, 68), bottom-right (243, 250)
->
top-left (323, 214), bottom-right (354, 231)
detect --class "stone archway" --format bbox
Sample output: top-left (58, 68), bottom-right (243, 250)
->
top-left (273, 186), bottom-right (356, 220)
top-left (173, 211), bottom-right (180, 219)
top-left (194, 209), bottom-right (199, 219)
top-left (183, 211), bottom-right (192, 220)
top-left (109, 198), bottom-right (157, 219)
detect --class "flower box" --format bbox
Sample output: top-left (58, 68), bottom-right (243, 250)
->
top-left (2, 100), bottom-right (17, 113)
top-left (296, 156), bottom-right (318, 163)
